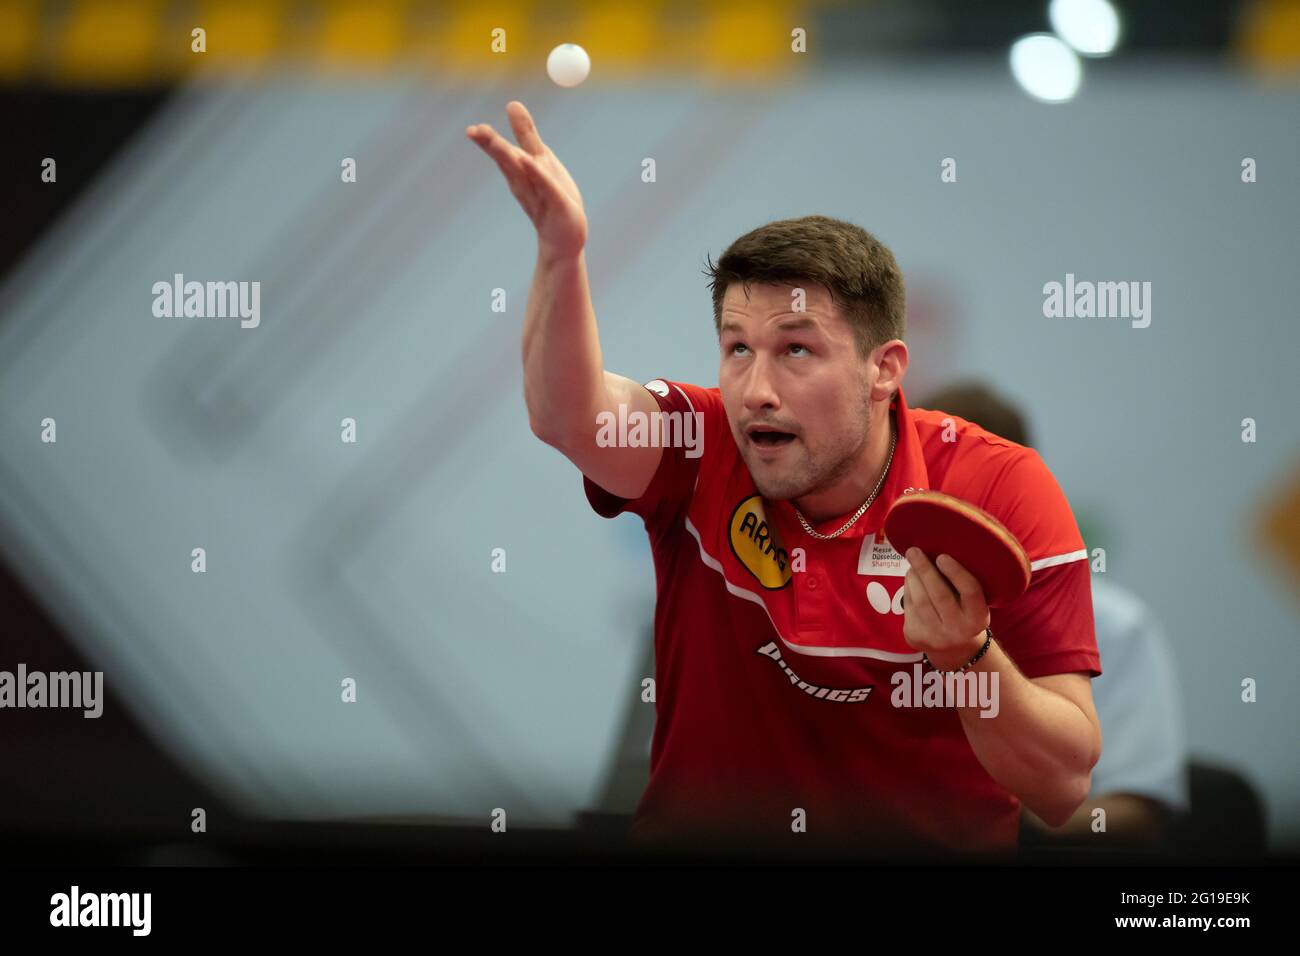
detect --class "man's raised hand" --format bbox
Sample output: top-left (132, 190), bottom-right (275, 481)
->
top-left (466, 100), bottom-right (588, 260)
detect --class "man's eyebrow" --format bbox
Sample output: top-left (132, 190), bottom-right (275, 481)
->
top-left (773, 316), bottom-right (819, 332)
top-left (719, 316), bottom-right (821, 336)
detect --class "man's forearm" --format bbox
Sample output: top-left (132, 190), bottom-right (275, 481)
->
top-left (522, 248), bottom-right (606, 443)
top-left (945, 641), bottom-right (1099, 825)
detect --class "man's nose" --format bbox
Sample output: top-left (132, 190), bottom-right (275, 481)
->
top-left (742, 356), bottom-right (781, 413)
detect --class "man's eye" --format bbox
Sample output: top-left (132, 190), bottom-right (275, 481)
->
top-left (729, 343), bottom-right (748, 356)
top-left (789, 343), bottom-right (809, 356)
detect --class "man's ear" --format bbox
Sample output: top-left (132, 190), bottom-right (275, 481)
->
top-left (870, 339), bottom-right (908, 402)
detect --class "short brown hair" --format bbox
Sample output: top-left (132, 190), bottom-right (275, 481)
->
top-left (704, 214), bottom-right (906, 357)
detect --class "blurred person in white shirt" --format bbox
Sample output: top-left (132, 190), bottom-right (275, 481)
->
top-left (918, 382), bottom-right (1189, 844)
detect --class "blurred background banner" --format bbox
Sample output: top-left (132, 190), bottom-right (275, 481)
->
top-left (0, 0), bottom-right (1299, 87)
top-left (1, 0), bottom-right (1297, 857)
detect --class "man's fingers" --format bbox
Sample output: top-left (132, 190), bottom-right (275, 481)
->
top-left (469, 124), bottom-right (530, 183)
top-left (468, 108), bottom-right (581, 244)
top-left (506, 100), bottom-right (547, 157)
top-left (907, 548), bottom-right (967, 635)
top-left (904, 569), bottom-right (937, 625)
top-left (936, 554), bottom-right (984, 602)
top-left (469, 123), bottom-right (523, 166)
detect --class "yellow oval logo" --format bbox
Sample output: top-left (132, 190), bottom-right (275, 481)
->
top-left (728, 495), bottom-right (792, 590)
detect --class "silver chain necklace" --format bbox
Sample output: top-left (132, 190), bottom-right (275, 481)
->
top-left (794, 419), bottom-right (897, 540)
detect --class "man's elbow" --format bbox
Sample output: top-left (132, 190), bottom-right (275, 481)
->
top-left (528, 402), bottom-right (594, 451)
top-left (529, 415), bottom-right (556, 445)
top-left (529, 414), bottom-right (573, 450)
top-left (1030, 771), bottom-right (1094, 828)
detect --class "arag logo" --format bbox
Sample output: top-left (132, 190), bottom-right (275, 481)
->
top-left (728, 495), bottom-right (791, 590)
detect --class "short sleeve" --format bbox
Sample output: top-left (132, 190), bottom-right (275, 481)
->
top-left (984, 450), bottom-right (1101, 679)
top-left (582, 379), bottom-right (721, 534)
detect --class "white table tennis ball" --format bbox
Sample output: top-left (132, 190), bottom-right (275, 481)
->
top-left (547, 43), bottom-right (590, 87)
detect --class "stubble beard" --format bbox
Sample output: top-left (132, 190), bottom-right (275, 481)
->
top-left (747, 399), bottom-right (873, 504)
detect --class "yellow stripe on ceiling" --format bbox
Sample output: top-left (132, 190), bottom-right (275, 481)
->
top-left (693, 1), bottom-right (800, 79)
top-left (0, 0), bottom-right (41, 80)
top-left (435, 0), bottom-right (536, 76)
top-left (570, 0), bottom-right (659, 79)
top-left (191, 0), bottom-right (283, 69)
top-left (313, 0), bottom-right (409, 70)
top-left (53, 0), bottom-right (166, 85)
top-left (24, 0), bottom-right (811, 85)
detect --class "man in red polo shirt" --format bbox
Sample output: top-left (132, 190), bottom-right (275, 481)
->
top-left (469, 102), bottom-right (1102, 853)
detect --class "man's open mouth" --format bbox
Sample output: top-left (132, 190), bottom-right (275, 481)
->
top-left (747, 426), bottom-right (796, 447)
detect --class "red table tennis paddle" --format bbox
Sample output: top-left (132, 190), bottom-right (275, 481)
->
top-left (883, 490), bottom-right (1031, 607)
